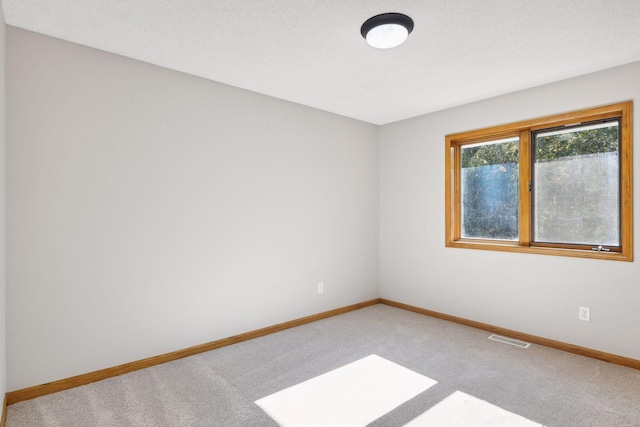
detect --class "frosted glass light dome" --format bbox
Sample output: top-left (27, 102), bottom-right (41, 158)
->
top-left (366, 23), bottom-right (409, 49)
top-left (361, 13), bottom-right (414, 49)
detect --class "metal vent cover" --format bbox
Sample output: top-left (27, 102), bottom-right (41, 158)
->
top-left (488, 334), bottom-right (531, 349)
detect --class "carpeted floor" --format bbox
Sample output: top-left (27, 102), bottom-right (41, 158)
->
top-left (6, 304), bottom-right (640, 426)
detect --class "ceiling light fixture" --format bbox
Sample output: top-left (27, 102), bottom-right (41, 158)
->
top-left (361, 13), bottom-right (414, 49)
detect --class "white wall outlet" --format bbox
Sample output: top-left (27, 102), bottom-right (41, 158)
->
top-left (579, 306), bottom-right (590, 321)
top-left (317, 282), bottom-right (324, 294)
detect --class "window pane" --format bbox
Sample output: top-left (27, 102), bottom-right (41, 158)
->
top-left (461, 138), bottom-right (519, 240)
top-left (533, 121), bottom-right (620, 246)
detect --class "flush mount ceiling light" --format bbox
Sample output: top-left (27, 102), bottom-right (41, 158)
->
top-left (360, 13), bottom-right (414, 49)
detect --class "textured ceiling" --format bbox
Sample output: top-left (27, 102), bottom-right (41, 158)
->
top-left (4, 0), bottom-right (640, 125)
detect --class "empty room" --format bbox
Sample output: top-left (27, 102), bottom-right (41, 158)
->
top-left (0, 1), bottom-right (639, 426)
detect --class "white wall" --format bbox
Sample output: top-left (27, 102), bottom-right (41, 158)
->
top-left (6, 22), bottom-right (640, 395)
top-left (6, 27), bottom-right (379, 391)
top-left (0, 0), bottom-right (7, 401)
top-left (380, 61), bottom-right (640, 360)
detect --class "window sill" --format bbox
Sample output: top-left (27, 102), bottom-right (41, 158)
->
top-left (445, 239), bottom-right (632, 262)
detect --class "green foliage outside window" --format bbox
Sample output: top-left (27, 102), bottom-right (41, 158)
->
top-left (460, 126), bottom-right (618, 168)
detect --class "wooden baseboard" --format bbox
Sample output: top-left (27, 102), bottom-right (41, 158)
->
top-left (8, 297), bottom-right (637, 407)
top-left (6, 298), bottom-right (380, 405)
top-left (380, 298), bottom-right (640, 370)
top-left (0, 394), bottom-right (6, 427)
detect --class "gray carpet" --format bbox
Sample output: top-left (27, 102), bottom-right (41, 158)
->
top-left (6, 304), bottom-right (640, 426)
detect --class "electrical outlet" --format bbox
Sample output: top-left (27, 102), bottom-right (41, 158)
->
top-left (579, 306), bottom-right (590, 321)
top-left (317, 282), bottom-right (324, 294)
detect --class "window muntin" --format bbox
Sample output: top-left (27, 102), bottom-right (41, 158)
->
top-left (445, 102), bottom-right (633, 261)
top-left (532, 120), bottom-right (620, 248)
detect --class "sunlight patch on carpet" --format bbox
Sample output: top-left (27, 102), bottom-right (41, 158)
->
top-left (255, 354), bottom-right (437, 427)
top-left (404, 390), bottom-right (544, 427)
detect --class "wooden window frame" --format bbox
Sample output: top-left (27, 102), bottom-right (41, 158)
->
top-left (445, 101), bottom-right (633, 261)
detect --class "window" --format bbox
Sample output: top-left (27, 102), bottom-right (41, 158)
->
top-left (445, 102), bottom-right (633, 261)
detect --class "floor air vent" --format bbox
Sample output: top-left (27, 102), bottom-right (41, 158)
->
top-left (488, 334), bottom-right (531, 348)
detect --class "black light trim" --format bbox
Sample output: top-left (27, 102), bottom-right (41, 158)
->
top-left (360, 13), bottom-right (414, 39)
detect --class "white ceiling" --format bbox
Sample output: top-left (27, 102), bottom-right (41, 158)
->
top-left (4, 0), bottom-right (640, 125)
